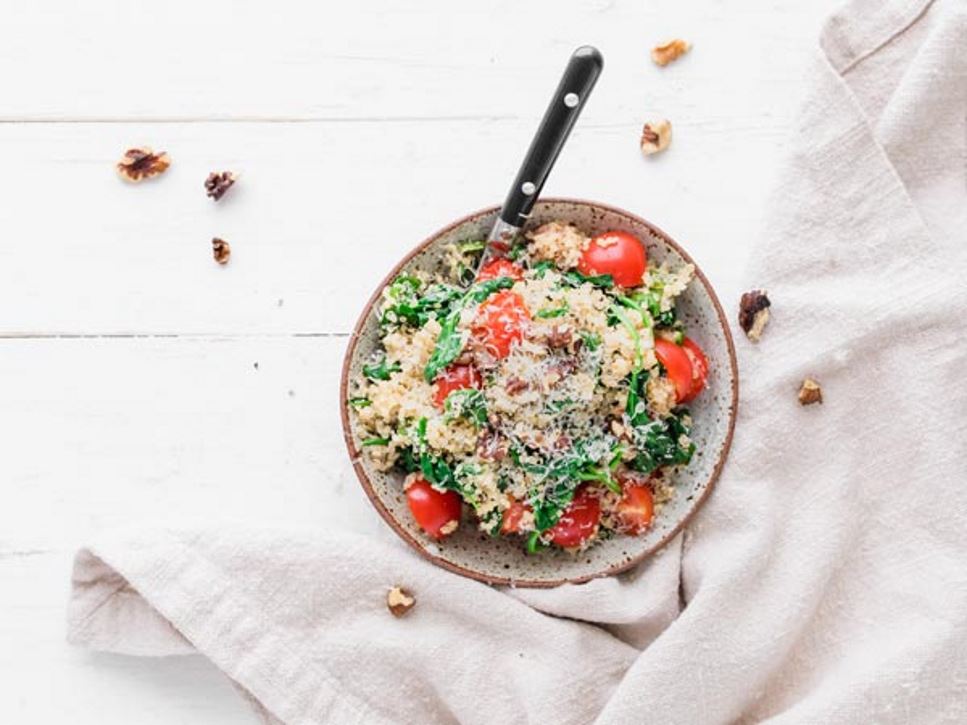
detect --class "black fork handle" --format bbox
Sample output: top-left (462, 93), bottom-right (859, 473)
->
top-left (497, 46), bottom-right (603, 229)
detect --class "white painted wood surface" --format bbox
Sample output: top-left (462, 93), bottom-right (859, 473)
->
top-left (1, 1), bottom-right (841, 721)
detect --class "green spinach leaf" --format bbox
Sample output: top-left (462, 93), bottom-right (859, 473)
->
top-left (444, 388), bottom-right (488, 427)
top-left (579, 330), bottom-right (602, 351)
top-left (363, 357), bottom-right (401, 381)
top-left (381, 277), bottom-right (462, 328)
top-left (535, 301), bottom-right (569, 319)
top-left (629, 412), bottom-right (695, 474)
top-left (530, 260), bottom-right (556, 277)
top-left (561, 270), bottom-right (613, 289)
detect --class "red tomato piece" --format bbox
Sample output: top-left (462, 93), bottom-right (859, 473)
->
top-left (501, 497), bottom-right (529, 534)
top-left (472, 290), bottom-right (530, 359)
top-left (548, 486), bottom-right (601, 548)
top-left (680, 337), bottom-right (709, 403)
top-left (432, 364), bottom-right (481, 409)
top-left (477, 258), bottom-right (524, 282)
top-left (578, 230), bottom-right (647, 288)
top-left (654, 338), bottom-right (694, 403)
top-left (616, 482), bottom-right (655, 534)
top-left (405, 478), bottom-right (462, 540)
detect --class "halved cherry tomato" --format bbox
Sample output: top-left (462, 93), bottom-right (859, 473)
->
top-left (654, 338), bottom-right (694, 403)
top-left (501, 497), bottom-right (529, 534)
top-left (616, 482), bottom-right (654, 534)
top-left (548, 486), bottom-right (601, 548)
top-left (477, 258), bottom-right (524, 282)
top-left (472, 290), bottom-right (530, 359)
top-left (680, 337), bottom-right (709, 403)
top-left (578, 230), bottom-right (647, 288)
top-left (406, 478), bottom-right (462, 540)
top-left (432, 364), bottom-right (481, 408)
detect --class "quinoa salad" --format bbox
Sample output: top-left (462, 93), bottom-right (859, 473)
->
top-left (348, 221), bottom-right (710, 553)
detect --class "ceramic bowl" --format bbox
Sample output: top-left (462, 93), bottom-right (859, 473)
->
top-left (340, 199), bottom-right (738, 587)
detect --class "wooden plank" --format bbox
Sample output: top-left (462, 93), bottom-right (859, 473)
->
top-left (0, 0), bottom-right (838, 122)
top-left (0, 336), bottom-right (399, 549)
top-left (4, 114), bottom-right (779, 336)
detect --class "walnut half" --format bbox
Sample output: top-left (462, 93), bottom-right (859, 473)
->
top-left (640, 120), bottom-right (672, 156)
top-left (739, 290), bottom-right (771, 342)
top-left (211, 237), bottom-right (231, 265)
top-left (387, 586), bottom-right (415, 617)
top-left (798, 378), bottom-right (823, 406)
top-left (205, 171), bottom-right (237, 201)
top-left (651, 39), bottom-right (691, 67)
top-left (117, 147), bottom-right (170, 183)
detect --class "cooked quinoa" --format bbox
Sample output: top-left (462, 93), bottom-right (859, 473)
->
top-left (349, 221), bottom-right (707, 552)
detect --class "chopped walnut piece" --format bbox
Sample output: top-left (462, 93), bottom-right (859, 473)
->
top-left (798, 378), bottom-right (823, 406)
top-left (211, 237), bottom-right (231, 265)
top-left (546, 324), bottom-right (573, 349)
top-left (505, 377), bottom-right (528, 395)
top-left (739, 290), bottom-right (771, 342)
top-left (651, 39), bottom-right (691, 67)
top-left (477, 429), bottom-right (508, 461)
top-left (386, 586), bottom-right (415, 618)
top-left (552, 434), bottom-right (571, 451)
top-left (640, 120), bottom-right (672, 156)
top-left (549, 357), bottom-right (578, 379)
top-left (204, 171), bottom-right (237, 200)
top-left (116, 147), bottom-right (170, 182)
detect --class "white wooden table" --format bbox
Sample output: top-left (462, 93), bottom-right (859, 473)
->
top-left (1, 1), bottom-right (840, 720)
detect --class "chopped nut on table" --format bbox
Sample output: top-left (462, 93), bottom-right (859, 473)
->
top-left (386, 586), bottom-right (415, 617)
top-left (651, 39), bottom-right (691, 67)
top-left (204, 171), bottom-right (237, 201)
top-left (798, 378), bottom-right (823, 406)
top-left (640, 120), bottom-right (672, 156)
top-left (116, 147), bottom-right (171, 182)
top-left (739, 290), bottom-right (772, 342)
top-left (211, 237), bottom-right (231, 265)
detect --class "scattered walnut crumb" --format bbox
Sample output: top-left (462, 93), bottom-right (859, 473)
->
top-left (116, 147), bottom-right (170, 182)
top-left (739, 290), bottom-right (771, 342)
top-left (386, 586), bottom-right (415, 617)
top-left (651, 39), bottom-right (691, 67)
top-left (205, 171), bottom-right (237, 200)
top-left (640, 120), bottom-right (672, 156)
top-left (798, 378), bottom-right (823, 406)
top-left (211, 237), bottom-right (231, 265)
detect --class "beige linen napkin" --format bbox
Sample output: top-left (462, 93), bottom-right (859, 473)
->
top-left (69, 0), bottom-right (967, 722)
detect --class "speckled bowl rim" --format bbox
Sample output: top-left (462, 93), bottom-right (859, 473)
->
top-left (340, 198), bottom-right (739, 588)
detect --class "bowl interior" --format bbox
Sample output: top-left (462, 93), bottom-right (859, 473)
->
top-left (342, 199), bottom-right (737, 587)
